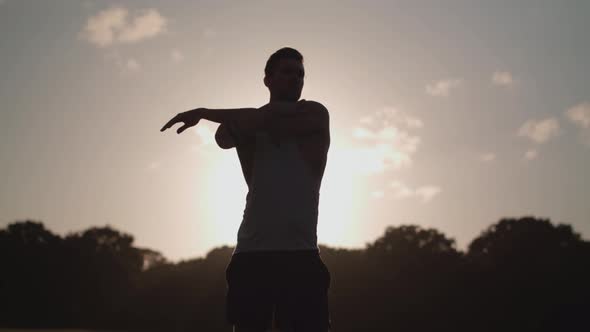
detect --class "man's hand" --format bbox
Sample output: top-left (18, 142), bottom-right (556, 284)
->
top-left (160, 108), bottom-right (203, 134)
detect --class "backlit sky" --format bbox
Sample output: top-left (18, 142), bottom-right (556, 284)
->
top-left (1, 0), bottom-right (589, 261)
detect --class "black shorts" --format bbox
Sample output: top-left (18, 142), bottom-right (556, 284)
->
top-left (225, 249), bottom-right (331, 330)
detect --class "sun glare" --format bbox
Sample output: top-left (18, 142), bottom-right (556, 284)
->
top-left (202, 152), bottom-right (248, 246)
top-left (199, 143), bottom-right (364, 249)
top-left (317, 146), bottom-right (364, 247)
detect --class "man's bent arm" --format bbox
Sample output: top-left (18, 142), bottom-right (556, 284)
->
top-left (201, 107), bottom-right (271, 150)
top-left (207, 101), bottom-right (329, 149)
top-left (215, 123), bottom-right (236, 149)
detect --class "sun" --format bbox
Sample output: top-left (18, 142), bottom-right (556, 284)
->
top-left (317, 146), bottom-right (364, 247)
top-left (201, 151), bottom-right (248, 246)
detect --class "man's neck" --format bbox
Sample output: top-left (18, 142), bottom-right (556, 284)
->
top-left (269, 96), bottom-right (298, 103)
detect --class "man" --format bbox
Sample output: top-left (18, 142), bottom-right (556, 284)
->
top-left (160, 47), bottom-right (331, 332)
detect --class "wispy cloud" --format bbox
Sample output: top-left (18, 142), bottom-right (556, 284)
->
top-left (118, 9), bottom-right (166, 43)
top-left (479, 152), bottom-right (496, 162)
top-left (565, 102), bottom-right (590, 129)
top-left (524, 149), bottom-right (538, 161)
top-left (404, 116), bottom-right (424, 129)
top-left (425, 79), bottom-right (461, 97)
top-left (351, 106), bottom-right (422, 173)
top-left (517, 117), bottom-right (559, 161)
top-left (491, 71), bottom-right (516, 87)
top-left (517, 117), bottom-right (560, 144)
top-left (415, 186), bottom-right (442, 203)
top-left (390, 181), bottom-right (441, 203)
top-left (80, 7), bottom-right (126, 47)
top-left (105, 51), bottom-right (141, 73)
top-left (564, 102), bottom-right (590, 147)
top-left (80, 7), bottom-right (167, 47)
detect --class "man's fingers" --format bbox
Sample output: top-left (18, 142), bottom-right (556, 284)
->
top-left (177, 124), bottom-right (191, 134)
top-left (161, 112), bottom-right (198, 133)
top-left (160, 114), bottom-right (181, 132)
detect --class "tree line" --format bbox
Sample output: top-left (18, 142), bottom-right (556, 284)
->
top-left (0, 216), bottom-right (588, 331)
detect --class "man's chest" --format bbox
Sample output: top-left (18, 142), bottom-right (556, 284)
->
top-left (237, 133), bottom-right (328, 179)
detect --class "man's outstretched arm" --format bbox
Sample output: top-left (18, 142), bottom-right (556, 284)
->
top-left (160, 107), bottom-right (265, 134)
top-left (161, 101), bottom-right (329, 145)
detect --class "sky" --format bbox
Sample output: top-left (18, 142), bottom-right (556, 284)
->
top-left (1, 0), bottom-right (589, 262)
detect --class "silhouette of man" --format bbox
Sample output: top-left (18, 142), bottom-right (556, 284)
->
top-left (160, 47), bottom-right (331, 331)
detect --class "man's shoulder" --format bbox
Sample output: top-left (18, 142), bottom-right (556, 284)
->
top-left (301, 100), bottom-right (329, 113)
top-left (300, 100), bottom-right (329, 127)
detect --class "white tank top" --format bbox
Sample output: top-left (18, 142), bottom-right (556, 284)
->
top-left (233, 131), bottom-right (320, 254)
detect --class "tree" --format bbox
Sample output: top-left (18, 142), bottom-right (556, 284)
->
top-left (465, 216), bottom-right (590, 331)
top-left (0, 220), bottom-right (63, 327)
top-left (361, 225), bottom-right (464, 331)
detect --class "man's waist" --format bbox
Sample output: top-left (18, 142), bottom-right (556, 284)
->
top-left (232, 248), bottom-right (320, 258)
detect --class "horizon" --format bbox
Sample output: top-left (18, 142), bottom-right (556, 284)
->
top-left (1, 0), bottom-right (589, 261)
top-left (2, 213), bottom-right (584, 264)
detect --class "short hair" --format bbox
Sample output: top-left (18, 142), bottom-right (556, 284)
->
top-left (264, 47), bottom-right (304, 77)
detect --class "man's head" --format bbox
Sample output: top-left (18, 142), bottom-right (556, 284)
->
top-left (264, 47), bottom-right (304, 102)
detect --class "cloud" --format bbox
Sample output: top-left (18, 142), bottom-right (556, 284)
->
top-left (517, 117), bottom-right (560, 144)
top-left (404, 115), bottom-right (424, 129)
top-left (80, 7), bottom-right (167, 47)
top-left (524, 149), bottom-right (538, 160)
top-left (425, 79), bottom-right (461, 97)
top-left (565, 102), bottom-right (590, 129)
top-left (351, 107), bottom-right (422, 173)
top-left (118, 9), bottom-right (166, 43)
top-left (80, 7), bottom-right (127, 47)
top-left (415, 186), bottom-right (442, 203)
top-left (171, 49), bottom-right (185, 63)
top-left (357, 106), bottom-right (424, 132)
top-left (479, 153), bottom-right (496, 162)
top-left (492, 71), bottom-right (516, 87)
top-left (105, 51), bottom-right (141, 73)
top-left (390, 181), bottom-right (441, 203)
top-left (390, 181), bottom-right (414, 198)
